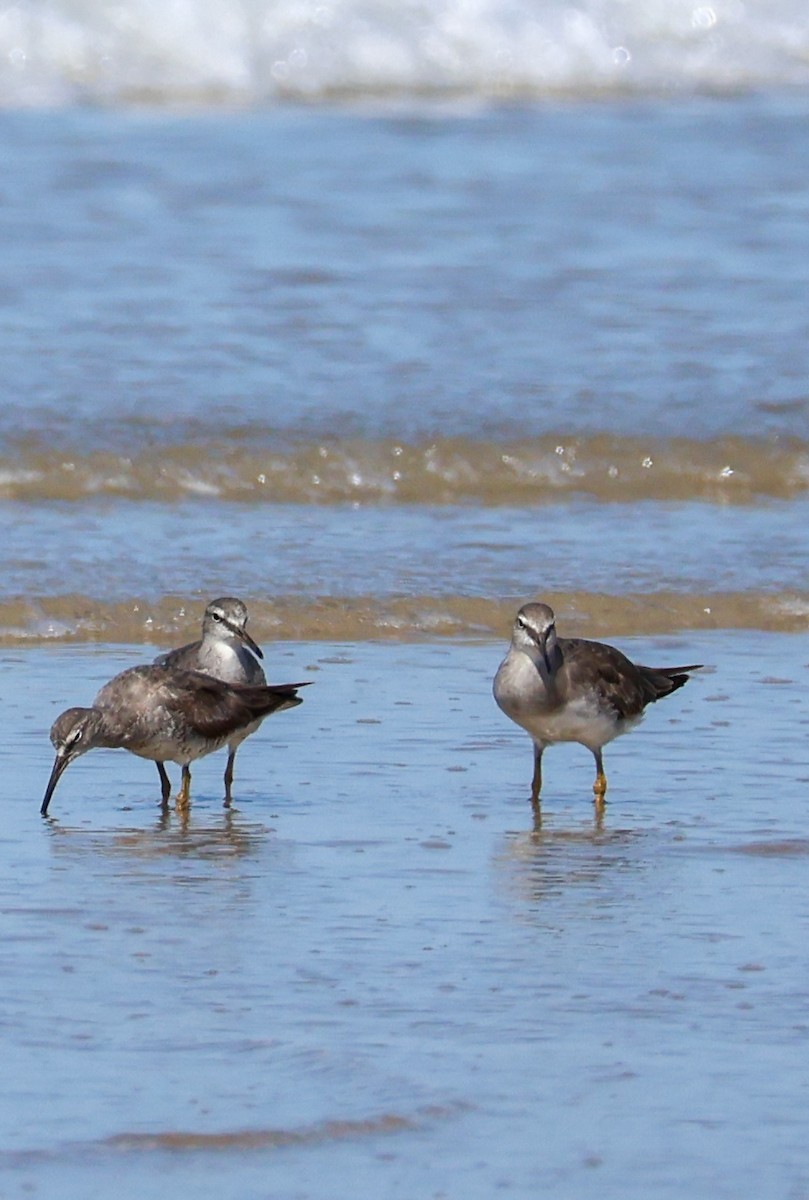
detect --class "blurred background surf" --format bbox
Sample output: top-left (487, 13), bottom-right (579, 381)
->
top-left (2, 0), bottom-right (809, 106)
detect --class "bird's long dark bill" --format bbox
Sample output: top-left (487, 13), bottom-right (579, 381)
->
top-left (41, 754), bottom-right (70, 816)
top-left (236, 627), bottom-right (264, 660)
top-left (528, 630), bottom-right (552, 674)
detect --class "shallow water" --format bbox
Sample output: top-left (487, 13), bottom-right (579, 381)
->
top-left (3, 633), bottom-right (809, 1198)
top-left (2, 36), bottom-right (809, 1197)
top-left (0, 496), bottom-right (807, 638)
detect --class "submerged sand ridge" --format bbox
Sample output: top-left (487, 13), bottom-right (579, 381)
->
top-left (0, 590), bottom-right (807, 646)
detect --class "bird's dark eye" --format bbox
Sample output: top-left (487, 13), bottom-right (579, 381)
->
top-left (516, 616), bottom-right (526, 628)
top-left (211, 612), bottom-right (222, 622)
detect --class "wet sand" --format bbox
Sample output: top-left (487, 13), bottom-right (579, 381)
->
top-left (2, 632), bottom-right (809, 1197)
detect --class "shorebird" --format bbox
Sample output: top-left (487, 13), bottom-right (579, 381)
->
top-left (41, 664), bottom-right (309, 816)
top-left (493, 602), bottom-right (701, 809)
top-left (155, 597), bottom-right (267, 806)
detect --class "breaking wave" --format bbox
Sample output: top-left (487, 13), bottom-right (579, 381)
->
top-left (2, 0), bottom-right (809, 108)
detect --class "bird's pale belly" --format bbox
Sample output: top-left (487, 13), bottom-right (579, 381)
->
top-left (126, 732), bottom-right (231, 764)
top-left (496, 670), bottom-right (639, 749)
top-left (520, 698), bottom-right (640, 750)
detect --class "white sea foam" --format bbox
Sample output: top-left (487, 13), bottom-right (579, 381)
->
top-left (1, 0), bottom-right (808, 108)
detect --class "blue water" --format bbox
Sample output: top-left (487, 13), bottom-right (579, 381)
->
top-left (2, 97), bottom-right (809, 448)
top-left (2, 634), bottom-right (809, 1197)
top-left (1, 51), bottom-right (809, 1200)
top-left (0, 95), bottom-right (807, 646)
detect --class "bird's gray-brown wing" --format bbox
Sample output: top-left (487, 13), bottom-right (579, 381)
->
top-left (560, 639), bottom-right (700, 719)
top-left (558, 638), bottom-right (659, 721)
top-left (170, 671), bottom-right (309, 740)
top-left (154, 639), bottom-right (203, 670)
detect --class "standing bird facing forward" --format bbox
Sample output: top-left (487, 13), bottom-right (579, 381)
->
top-left (493, 602), bottom-right (701, 810)
top-left (155, 597), bottom-right (269, 806)
top-left (41, 664), bottom-right (309, 816)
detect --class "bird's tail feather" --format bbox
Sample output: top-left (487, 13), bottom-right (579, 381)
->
top-left (644, 664), bottom-right (702, 699)
top-left (237, 681), bottom-right (311, 716)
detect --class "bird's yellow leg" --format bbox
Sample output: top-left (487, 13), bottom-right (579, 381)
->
top-left (176, 764), bottom-right (192, 808)
top-left (592, 750), bottom-right (608, 801)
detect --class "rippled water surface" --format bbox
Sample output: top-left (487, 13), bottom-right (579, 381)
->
top-left (1, 97), bottom-right (808, 642)
top-left (2, 45), bottom-right (809, 1197)
top-left (2, 634), bottom-right (809, 1198)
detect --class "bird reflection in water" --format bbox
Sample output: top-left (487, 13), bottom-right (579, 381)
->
top-left (41, 800), bottom-right (275, 865)
top-left (496, 814), bottom-right (647, 909)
